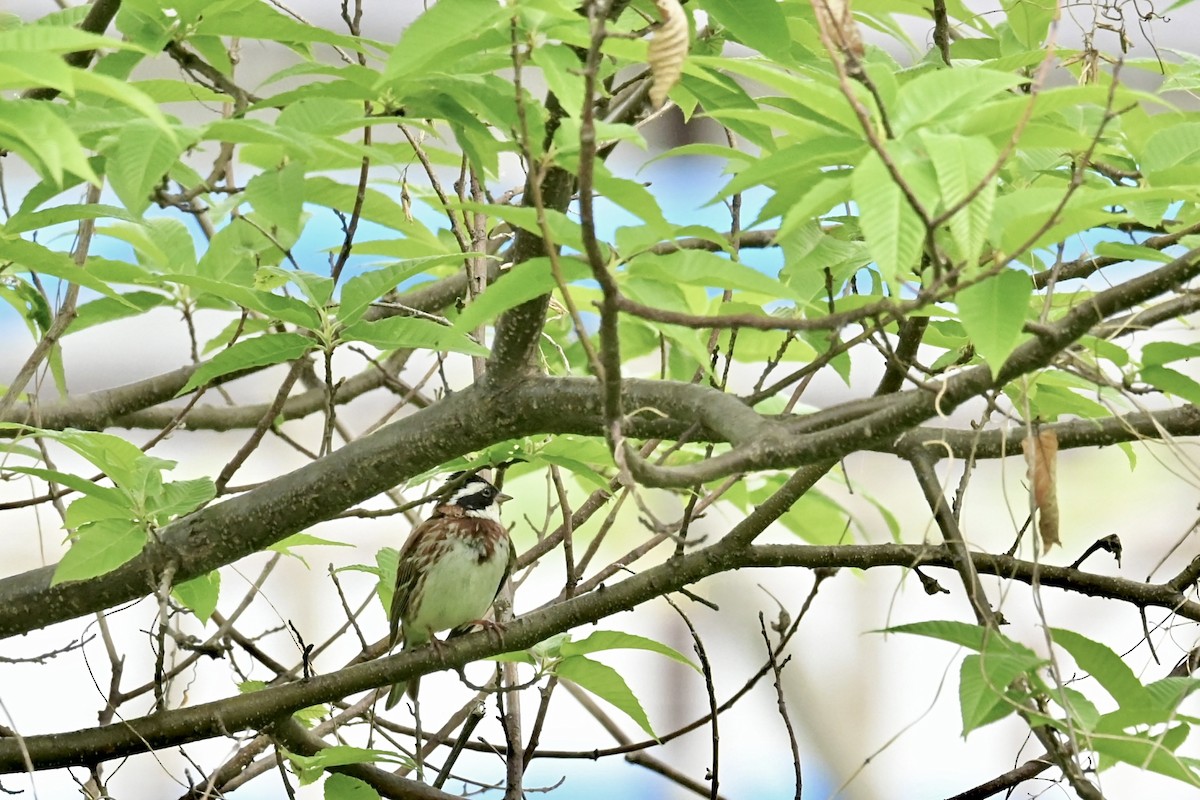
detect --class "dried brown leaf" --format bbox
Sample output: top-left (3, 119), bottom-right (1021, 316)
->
top-left (1022, 429), bottom-right (1060, 550)
top-left (648, 0), bottom-right (689, 108)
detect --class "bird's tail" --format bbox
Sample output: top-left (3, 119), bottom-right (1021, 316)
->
top-left (384, 638), bottom-right (420, 710)
top-left (384, 674), bottom-right (419, 710)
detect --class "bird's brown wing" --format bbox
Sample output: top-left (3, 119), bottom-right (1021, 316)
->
top-left (388, 517), bottom-right (436, 648)
top-left (494, 533), bottom-right (516, 603)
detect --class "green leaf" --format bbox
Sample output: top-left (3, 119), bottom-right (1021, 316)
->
top-left (178, 333), bottom-right (314, 396)
top-left (559, 630), bottom-right (700, 672)
top-left (631, 249), bottom-right (803, 301)
top-left (1092, 726), bottom-right (1200, 786)
top-left (852, 149), bottom-right (923, 284)
top-left (149, 478), bottom-right (216, 523)
top-left (1050, 628), bottom-right (1148, 708)
top-left (1143, 365), bottom-right (1200, 405)
top-left (1143, 342), bottom-right (1200, 367)
top-left (554, 655), bottom-right (658, 740)
top-left (173, 571), bottom-right (221, 624)
top-left (0, 236), bottom-right (134, 306)
top-left (382, 0), bottom-right (509, 80)
top-left (883, 620), bottom-right (1038, 658)
top-left (324, 773), bottom-right (381, 800)
top-left (1056, 686), bottom-right (1101, 733)
top-left (893, 68), bottom-right (1026, 133)
top-left (52, 429), bottom-right (154, 489)
top-left (287, 746), bottom-right (407, 786)
top-left (920, 132), bottom-right (998, 267)
top-left (270, 533), bottom-right (353, 567)
top-left (1093, 241), bottom-right (1177, 264)
top-left (956, 270), bottom-right (1032, 375)
top-left (530, 43), bottom-right (584, 117)
top-left (338, 255), bottom-right (474, 325)
top-left (52, 518), bottom-right (147, 585)
top-left (0, 51), bottom-right (71, 94)
top-left (1002, 0), bottom-right (1057, 47)
top-left (0, 23), bottom-right (132, 55)
top-left (164, 275), bottom-right (321, 329)
top-left (453, 257), bottom-right (589, 332)
top-left (0, 463), bottom-right (126, 504)
top-left (342, 317), bottom-right (488, 356)
top-left (700, 0), bottom-right (792, 62)
top-left (244, 162), bottom-right (306, 238)
top-left (68, 292), bottom-right (169, 335)
top-left (959, 652), bottom-right (1035, 734)
top-left (108, 119), bottom-right (184, 216)
top-left (63, 493), bottom-right (136, 529)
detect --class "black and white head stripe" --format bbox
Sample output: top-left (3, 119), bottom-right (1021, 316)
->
top-left (442, 472), bottom-right (509, 511)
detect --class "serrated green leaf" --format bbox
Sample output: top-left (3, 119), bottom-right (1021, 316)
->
top-left (342, 317), bottom-right (488, 356)
top-left (63, 493), bottom-right (136, 529)
top-left (68, 292), bottom-right (169, 335)
top-left (1002, 0), bottom-right (1057, 47)
top-left (1050, 628), bottom-right (1148, 708)
top-left (559, 630), bottom-right (700, 672)
top-left (165, 275), bottom-right (321, 329)
top-left (1143, 342), bottom-right (1200, 367)
top-left (324, 773), bottom-right (381, 800)
top-left (244, 162), bottom-right (306, 238)
top-left (893, 68), bottom-right (1026, 133)
top-left (454, 257), bottom-right (589, 332)
top-left (383, 0), bottom-right (509, 80)
top-left (53, 428), bottom-right (154, 489)
top-left (632, 249), bottom-right (803, 301)
top-left (852, 149), bottom-right (924, 284)
top-left (530, 43), bottom-right (584, 117)
top-left (959, 652), bottom-right (1035, 734)
top-left (1056, 685), bottom-right (1101, 733)
top-left (288, 746), bottom-right (408, 786)
top-left (0, 51), bottom-right (71, 94)
top-left (554, 654), bottom-right (658, 740)
top-left (0, 24), bottom-right (132, 55)
top-left (920, 132), bottom-right (998, 267)
top-left (956, 270), bottom-right (1032, 376)
top-left (108, 120), bottom-right (184, 216)
top-left (0, 463), bottom-right (124, 503)
top-left (338, 255), bottom-right (476, 324)
top-left (883, 620), bottom-right (1038, 658)
top-left (0, 236), bottom-right (133, 306)
top-left (179, 333), bottom-right (314, 396)
top-left (150, 478), bottom-right (216, 522)
top-left (1092, 726), bottom-right (1200, 786)
top-left (52, 518), bottom-right (147, 585)
top-left (1093, 241), bottom-right (1177, 264)
top-left (1143, 365), bottom-right (1200, 405)
top-left (173, 571), bottom-right (220, 624)
top-left (700, 0), bottom-right (792, 62)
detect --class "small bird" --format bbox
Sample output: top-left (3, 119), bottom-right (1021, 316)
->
top-left (385, 472), bottom-right (515, 709)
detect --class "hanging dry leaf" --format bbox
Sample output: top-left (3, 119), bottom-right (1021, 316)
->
top-left (1022, 428), bottom-right (1060, 550)
top-left (810, 0), bottom-right (865, 61)
top-left (648, 0), bottom-right (688, 108)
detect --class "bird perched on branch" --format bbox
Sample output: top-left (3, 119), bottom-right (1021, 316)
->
top-left (385, 472), bottom-right (515, 709)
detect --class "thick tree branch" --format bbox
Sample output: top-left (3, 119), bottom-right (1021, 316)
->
top-left (22, 0), bottom-right (123, 101)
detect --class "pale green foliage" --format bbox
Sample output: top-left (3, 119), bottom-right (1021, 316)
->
top-left (1, 0), bottom-right (1200, 796)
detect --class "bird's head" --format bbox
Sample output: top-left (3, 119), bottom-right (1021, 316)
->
top-left (442, 472), bottom-right (512, 522)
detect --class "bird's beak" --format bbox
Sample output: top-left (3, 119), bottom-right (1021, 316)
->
top-left (497, 492), bottom-right (513, 504)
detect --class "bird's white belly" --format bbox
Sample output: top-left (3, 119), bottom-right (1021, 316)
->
top-left (407, 537), bottom-right (509, 637)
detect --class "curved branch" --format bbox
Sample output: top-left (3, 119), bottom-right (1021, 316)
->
top-left (2, 537), bottom-right (1195, 774)
top-left (623, 246), bottom-right (1200, 487)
